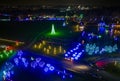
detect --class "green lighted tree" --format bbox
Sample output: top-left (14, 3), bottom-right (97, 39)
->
top-left (51, 24), bottom-right (56, 35)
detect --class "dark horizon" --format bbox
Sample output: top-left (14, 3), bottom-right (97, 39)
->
top-left (0, 0), bottom-right (119, 7)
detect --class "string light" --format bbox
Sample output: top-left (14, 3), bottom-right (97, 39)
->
top-left (33, 40), bottom-right (65, 55)
top-left (1, 50), bottom-right (73, 81)
top-left (64, 43), bottom-right (84, 61)
top-left (85, 43), bottom-right (118, 55)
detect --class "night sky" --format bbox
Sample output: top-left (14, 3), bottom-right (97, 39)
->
top-left (0, 0), bottom-right (119, 7)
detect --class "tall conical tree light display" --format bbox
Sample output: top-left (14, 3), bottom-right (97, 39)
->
top-left (51, 24), bottom-right (56, 35)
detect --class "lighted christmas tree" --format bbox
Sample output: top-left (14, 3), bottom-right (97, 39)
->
top-left (51, 24), bottom-right (56, 35)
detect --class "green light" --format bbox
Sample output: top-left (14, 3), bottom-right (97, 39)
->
top-left (0, 55), bottom-right (3, 58)
top-left (3, 50), bottom-right (6, 53)
top-left (80, 14), bottom-right (84, 19)
top-left (51, 24), bottom-right (56, 35)
top-left (9, 50), bottom-right (13, 53)
top-left (0, 50), bottom-right (16, 60)
top-left (98, 35), bottom-right (102, 38)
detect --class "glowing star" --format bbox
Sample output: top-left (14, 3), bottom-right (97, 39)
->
top-left (51, 24), bottom-right (56, 35)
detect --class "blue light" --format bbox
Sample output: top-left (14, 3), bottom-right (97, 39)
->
top-left (82, 50), bottom-right (84, 52)
top-left (70, 50), bottom-right (73, 52)
top-left (36, 58), bottom-right (41, 63)
top-left (75, 57), bottom-right (78, 60)
top-left (3, 71), bottom-right (6, 76)
top-left (14, 58), bottom-right (19, 66)
top-left (82, 31), bottom-right (85, 36)
top-left (73, 48), bottom-right (76, 50)
top-left (64, 43), bottom-right (84, 61)
top-left (70, 75), bottom-right (73, 78)
top-left (6, 71), bottom-right (10, 78)
top-left (65, 54), bottom-right (68, 57)
top-left (24, 61), bottom-right (29, 68)
top-left (49, 66), bottom-right (55, 71)
top-left (75, 52), bottom-right (77, 54)
top-left (73, 54), bottom-right (76, 57)
top-left (78, 52), bottom-right (82, 55)
top-left (63, 22), bottom-right (66, 27)
top-left (31, 61), bottom-right (37, 68)
top-left (39, 61), bottom-right (45, 68)
top-left (21, 58), bottom-right (26, 63)
top-left (46, 63), bottom-right (51, 67)
top-left (67, 52), bottom-right (70, 54)
top-left (2, 50), bottom-right (73, 80)
top-left (62, 75), bottom-right (65, 79)
top-left (63, 70), bottom-right (66, 73)
top-left (57, 71), bottom-right (60, 75)
top-left (11, 71), bottom-right (14, 75)
top-left (44, 67), bottom-right (49, 72)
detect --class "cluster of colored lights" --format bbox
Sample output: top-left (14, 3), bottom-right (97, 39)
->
top-left (13, 50), bottom-right (55, 71)
top-left (85, 43), bottom-right (118, 55)
top-left (98, 22), bottom-right (113, 35)
top-left (57, 70), bottom-right (73, 79)
top-left (1, 50), bottom-right (73, 81)
top-left (74, 25), bottom-right (84, 32)
top-left (65, 43), bottom-right (84, 61)
top-left (0, 50), bottom-right (15, 59)
top-left (81, 32), bottom-right (103, 41)
top-left (87, 33), bottom-right (102, 40)
top-left (33, 40), bottom-right (66, 55)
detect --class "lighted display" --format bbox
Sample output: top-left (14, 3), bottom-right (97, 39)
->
top-left (0, 50), bottom-right (16, 60)
top-left (65, 43), bottom-right (84, 61)
top-left (33, 40), bottom-right (66, 55)
top-left (85, 43), bottom-right (118, 55)
top-left (1, 50), bottom-right (73, 81)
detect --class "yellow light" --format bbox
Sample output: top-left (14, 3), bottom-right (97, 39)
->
top-left (59, 46), bottom-right (62, 53)
top-left (34, 44), bottom-right (37, 48)
top-left (42, 41), bottom-right (46, 45)
top-left (16, 42), bottom-right (19, 46)
top-left (38, 43), bottom-right (42, 49)
top-left (47, 49), bottom-right (50, 54)
top-left (76, 25), bottom-right (79, 31)
top-left (64, 50), bottom-right (66, 53)
top-left (43, 47), bottom-right (46, 51)
top-left (73, 65), bottom-right (89, 71)
top-left (48, 45), bottom-right (51, 49)
top-left (80, 26), bottom-right (84, 31)
top-left (53, 47), bottom-right (56, 55)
